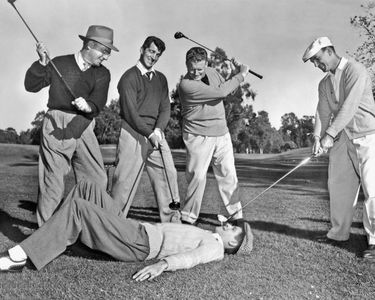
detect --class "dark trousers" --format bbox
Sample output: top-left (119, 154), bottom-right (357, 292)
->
top-left (21, 180), bottom-right (150, 270)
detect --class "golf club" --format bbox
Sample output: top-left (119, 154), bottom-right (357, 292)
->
top-left (174, 31), bottom-right (263, 79)
top-left (159, 149), bottom-right (180, 211)
top-left (120, 161), bottom-right (146, 214)
top-left (8, 0), bottom-right (77, 99)
top-left (219, 154), bottom-right (314, 224)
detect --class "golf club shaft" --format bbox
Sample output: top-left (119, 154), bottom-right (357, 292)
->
top-left (9, 1), bottom-right (77, 99)
top-left (121, 161), bottom-right (146, 214)
top-left (183, 35), bottom-right (263, 79)
top-left (226, 155), bottom-right (313, 222)
top-left (159, 148), bottom-right (176, 203)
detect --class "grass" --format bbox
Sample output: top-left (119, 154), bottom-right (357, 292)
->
top-left (0, 144), bottom-right (374, 299)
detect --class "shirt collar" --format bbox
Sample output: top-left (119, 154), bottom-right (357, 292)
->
top-left (330, 57), bottom-right (347, 76)
top-left (75, 51), bottom-right (91, 71)
top-left (212, 233), bottom-right (224, 248)
top-left (136, 60), bottom-right (155, 76)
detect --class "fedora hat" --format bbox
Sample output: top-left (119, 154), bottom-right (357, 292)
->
top-left (237, 222), bottom-right (254, 255)
top-left (79, 25), bottom-right (119, 52)
top-left (302, 37), bottom-right (332, 63)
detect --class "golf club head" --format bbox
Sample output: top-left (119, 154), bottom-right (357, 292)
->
top-left (169, 201), bottom-right (181, 210)
top-left (174, 32), bottom-right (186, 39)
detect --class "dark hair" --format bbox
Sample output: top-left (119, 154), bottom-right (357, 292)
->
top-left (224, 224), bottom-right (245, 255)
top-left (186, 47), bottom-right (208, 64)
top-left (141, 36), bottom-right (166, 54)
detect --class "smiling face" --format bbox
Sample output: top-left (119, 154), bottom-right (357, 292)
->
top-left (309, 48), bottom-right (333, 73)
top-left (140, 42), bottom-right (162, 70)
top-left (187, 59), bottom-right (208, 81)
top-left (215, 223), bottom-right (243, 250)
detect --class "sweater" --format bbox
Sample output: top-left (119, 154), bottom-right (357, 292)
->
top-left (117, 66), bottom-right (170, 137)
top-left (24, 54), bottom-right (110, 120)
top-left (143, 222), bottom-right (224, 271)
top-left (314, 58), bottom-right (375, 140)
top-left (179, 67), bottom-right (244, 136)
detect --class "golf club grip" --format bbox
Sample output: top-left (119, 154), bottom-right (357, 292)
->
top-left (248, 69), bottom-right (263, 79)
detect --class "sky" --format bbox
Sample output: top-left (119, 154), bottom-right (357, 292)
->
top-left (0, 0), bottom-right (367, 133)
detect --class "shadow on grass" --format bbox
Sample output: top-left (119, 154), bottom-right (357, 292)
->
top-left (251, 219), bottom-right (368, 256)
top-left (0, 208), bottom-right (37, 242)
top-left (18, 200), bottom-right (37, 212)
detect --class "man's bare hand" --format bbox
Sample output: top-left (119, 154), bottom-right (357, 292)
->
top-left (312, 137), bottom-right (323, 157)
top-left (132, 260), bottom-right (168, 282)
top-left (320, 134), bottom-right (334, 152)
top-left (36, 42), bottom-right (49, 66)
top-left (71, 97), bottom-right (92, 113)
top-left (149, 129), bottom-right (163, 149)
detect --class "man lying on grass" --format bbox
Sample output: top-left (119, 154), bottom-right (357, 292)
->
top-left (0, 180), bottom-right (253, 280)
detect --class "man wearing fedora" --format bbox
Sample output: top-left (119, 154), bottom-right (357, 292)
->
top-left (24, 25), bottom-right (119, 226)
top-left (303, 37), bottom-right (375, 260)
top-left (0, 180), bottom-right (253, 279)
top-left (111, 36), bottom-right (180, 222)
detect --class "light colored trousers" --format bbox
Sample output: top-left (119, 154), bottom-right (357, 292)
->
top-left (37, 110), bottom-right (107, 226)
top-left (111, 121), bottom-right (180, 222)
top-left (21, 180), bottom-right (150, 270)
top-left (327, 131), bottom-right (375, 244)
top-left (181, 132), bottom-right (243, 224)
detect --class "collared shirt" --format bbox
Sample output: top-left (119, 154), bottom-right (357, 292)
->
top-left (142, 222), bottom-right (225, 271)
top-left (136, 60), bottom-right (155, 80)
top-left (329, 57), bottom-right (348, 102)
top-left (75, 51), bottom-right (91, 71)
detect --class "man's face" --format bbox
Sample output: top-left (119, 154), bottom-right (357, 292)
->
top-left (309, 49), bottom-right (331, 73)
top-left (86, 41), bottom-right (111, 66)
top-left (215, 223), bottom-right (243, 249)
top-left (187, 60), bottom-right (208, 81)
top-left (140, 42), bottom-right (162, 69)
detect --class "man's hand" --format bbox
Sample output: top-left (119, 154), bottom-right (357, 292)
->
top-left (148, 128), bottom-right (163, 149)
top-left (312, 137), bottom-right (323, 157)
top-left (320, 134), bottom-right (334, 152)
top-left (230, 58), bottom-right (249, 78)
top-left (132, 260), bottom-right (168, 282)
top-left (71, 97), bottom-right (92, 113)
top-left (36, 42), bottom-right (49, 66)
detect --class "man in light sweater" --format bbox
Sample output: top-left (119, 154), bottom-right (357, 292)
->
top-left (111, 36), bottom-right (180, 222)
top-left (177, 47), bottom-right (249, 225)
top-left (0, 180), bottom-right (253, 280)
top-left (24, 25), bottom-right (119, 226)
top-left (302, 37), bottom-right (375, 260)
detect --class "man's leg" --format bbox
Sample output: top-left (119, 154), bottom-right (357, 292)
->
top-left (111, 122), bottom-right (147, 216)
top-left (146, 138), bottom-right (180, 222)
top-left (327, 133), bottom-right (360, 241)
top-left (181, 133), bottom-right (215, 224)
top-left (352, 133), bottom-right (375, 247)
top-left (20, 196), bottom-right (149, 270)
top-left (211, 133), bottom-right (243, 219)
top-left (37, 110), bottom-right (76, 226)
top-left (72, 120), bottom-right (108, 191)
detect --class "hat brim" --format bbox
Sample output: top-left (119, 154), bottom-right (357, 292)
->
top-left (237, 222), bottom-right (254, 255)
top-left (79, 35), bottom-right (119, 52)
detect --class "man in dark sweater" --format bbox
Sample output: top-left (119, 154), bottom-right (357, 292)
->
top-left (24, 25), bottom-right (119, 226)
top-left (111, 36), bottom-right (180, 222)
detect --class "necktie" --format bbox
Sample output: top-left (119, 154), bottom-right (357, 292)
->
top-left (145, 71), bottom-right (153, 80)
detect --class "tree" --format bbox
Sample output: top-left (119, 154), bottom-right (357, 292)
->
top-left (280, 112), bottom-right (302, 147)
top-left (350, 2), bottom-right (375, 92)
top-left (28, 110), bottom-right (45, 145)
top-left (94, 99), bottom-right (121, 144)
top-left (0, 127), bottom-right (20, 144)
